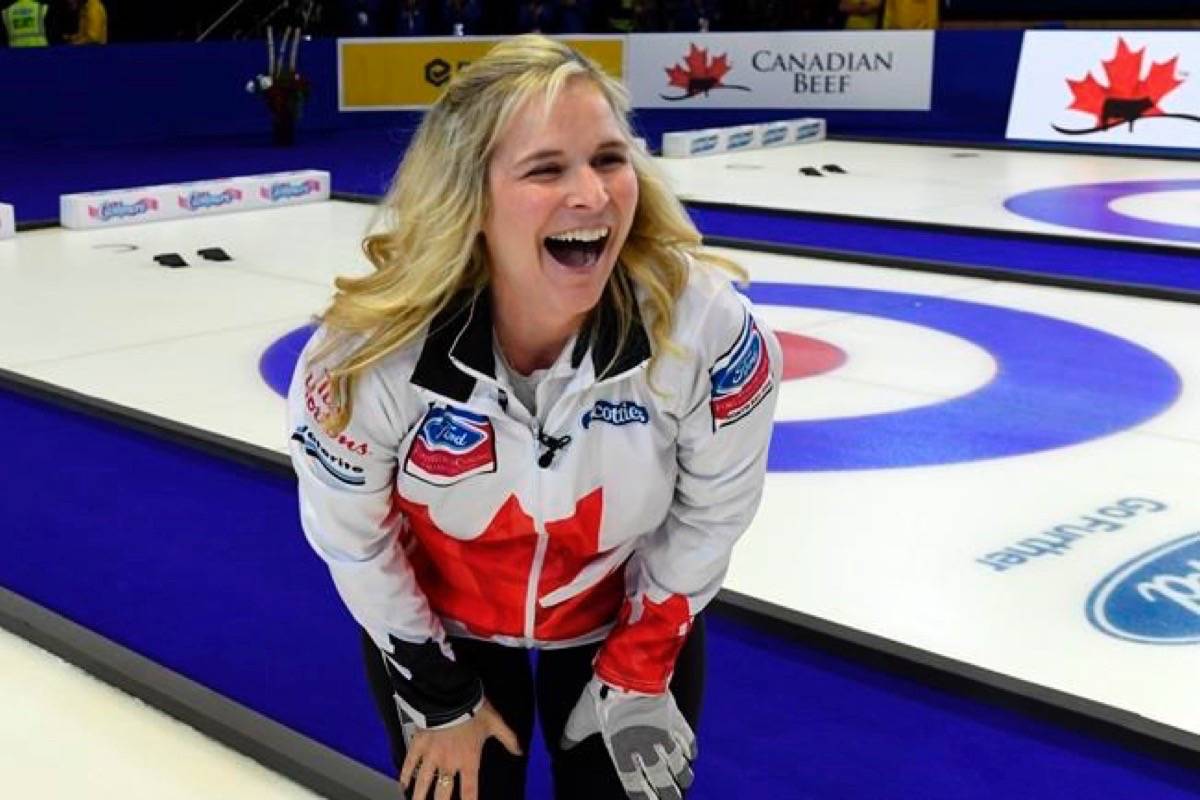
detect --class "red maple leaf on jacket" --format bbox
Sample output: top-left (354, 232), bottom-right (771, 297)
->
top-left (398, 489), bottom-right (623, 642)
top-left (1066, 38), bottom-right (1184, 127)
top-left (666, 44), bottom-right (731, 95)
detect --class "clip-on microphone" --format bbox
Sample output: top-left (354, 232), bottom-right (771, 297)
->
top-left (537, 431), bottom-right (572, 468)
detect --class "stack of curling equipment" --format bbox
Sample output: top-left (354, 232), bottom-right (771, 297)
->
top-left (59, 169), bottom-right (331, 230)
top-left (661, 118), bottom-right (825, 158)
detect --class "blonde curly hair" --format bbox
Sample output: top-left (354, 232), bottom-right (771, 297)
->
top-left (315, 34), bottom-right (743, 432)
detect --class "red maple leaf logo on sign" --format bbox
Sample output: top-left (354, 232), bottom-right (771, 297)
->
top-left (661, 43), bottom-right (749, 100)
top-left (1062, 38), bottom-right (1185, 131)
top-left (666, 44), bottom-right (730, 94)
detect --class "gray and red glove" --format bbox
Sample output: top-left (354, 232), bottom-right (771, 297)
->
top-left (561, 677), bottom-right (697, 800)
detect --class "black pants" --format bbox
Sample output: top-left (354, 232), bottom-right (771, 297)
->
top-left (362, 615), bottom-right (706, 800)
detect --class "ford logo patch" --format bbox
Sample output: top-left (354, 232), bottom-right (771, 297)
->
top-left (1087, 533), bottom-right (1200, 644)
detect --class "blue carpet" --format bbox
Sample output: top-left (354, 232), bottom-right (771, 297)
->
top-left (3, 384), bottom-right (1200, 798)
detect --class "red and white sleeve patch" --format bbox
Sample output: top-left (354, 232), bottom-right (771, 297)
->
top-left (709, 313), bottom-right (774, 431)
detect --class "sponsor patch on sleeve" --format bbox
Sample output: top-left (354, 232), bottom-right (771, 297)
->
top-left (404, 405), bottom-right (497, 486)
top-left (292, 368), bottom-right (372, 486)
top-left (291, 423), bottom-right (368, 486)
top-left (709, 313), bottom-right (774, 431)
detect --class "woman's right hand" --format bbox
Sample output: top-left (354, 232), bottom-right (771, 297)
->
top-left (399, 699), bottom-right (522, 800)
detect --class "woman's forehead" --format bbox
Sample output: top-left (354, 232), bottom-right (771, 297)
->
top-left (493, 81), bottom-right (622, 157)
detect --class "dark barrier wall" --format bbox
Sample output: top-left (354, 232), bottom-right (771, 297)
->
top-left (0, 39), bottom-right (399, 147)
top-left (0, 32), bottom-right (1022, 149)
top-left (944, 0), bottom-right (1199, 20)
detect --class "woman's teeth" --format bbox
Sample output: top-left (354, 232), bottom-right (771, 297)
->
top-left (544, 227), bottom-right (611, 268)
top-left (547, 226), bottom-right (610, 243)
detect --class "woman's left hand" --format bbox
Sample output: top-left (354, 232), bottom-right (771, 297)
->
top-left (561, 677), bottom-right (696, 800)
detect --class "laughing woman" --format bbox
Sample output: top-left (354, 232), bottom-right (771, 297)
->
top-left (287, 34), bottom-right (780, 800)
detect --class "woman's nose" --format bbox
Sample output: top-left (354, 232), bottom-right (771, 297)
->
top-left (566, 166), bottom-right (608, 209)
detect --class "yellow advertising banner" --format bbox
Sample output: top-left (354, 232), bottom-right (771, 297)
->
top-left (338, 37), bottom-right (625, 110)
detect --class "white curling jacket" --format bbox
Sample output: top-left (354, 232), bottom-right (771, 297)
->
top-left (287, 261), bottom-right (780, 709)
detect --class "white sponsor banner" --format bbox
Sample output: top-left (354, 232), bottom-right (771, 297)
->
top-left (1007, 31), bottom-right (1200, 149)
top-left (627, 32), bottom-right (933, 110)
top-left (0, 203), bottom-right (13, 240)
top-left (59, 170), bottom-right (331, 230)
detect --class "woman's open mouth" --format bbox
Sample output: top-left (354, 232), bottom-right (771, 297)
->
top-left (543, 226), bottom-right (611, 269)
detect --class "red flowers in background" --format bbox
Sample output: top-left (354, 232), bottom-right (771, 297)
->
top-left (245, 25), bottom-right (311, 144)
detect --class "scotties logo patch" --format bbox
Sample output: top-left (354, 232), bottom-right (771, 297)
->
top-left (581, 400), bottom-right (650, 429)
top-left (404, 406), bottom-right (497, 486)
top-left (710, 314), bottom-right (773, 430)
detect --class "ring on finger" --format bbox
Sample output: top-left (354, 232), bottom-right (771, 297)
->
top-left (436, 772), bottom-right (455, 788)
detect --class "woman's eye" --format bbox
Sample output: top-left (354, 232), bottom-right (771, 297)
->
top-left (527, 164), bottom-right (562, 178)
top-left (594, 153), bottom-right (627, 168)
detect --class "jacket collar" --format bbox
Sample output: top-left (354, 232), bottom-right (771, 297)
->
top-left (411, 278), bottom-right (652, 403)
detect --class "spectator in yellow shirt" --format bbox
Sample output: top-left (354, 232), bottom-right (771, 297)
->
top-left (839, 0), bottom-right (882, 29)
top-left (66, 0), bottom-right (106, 45)
top-left (839, 0), bottom-right (938, 29)
top-left (2, 0), bottom-right (51, 47)
top-left (884, 0), bottom-right (938, 29)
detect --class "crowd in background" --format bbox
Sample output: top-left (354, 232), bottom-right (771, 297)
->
top-left (0, 0), bottom-right (942, 45)
top-left (3, 0), bottom-right (1195, 46)
top-left (331, 0), bottom-right (879, 36)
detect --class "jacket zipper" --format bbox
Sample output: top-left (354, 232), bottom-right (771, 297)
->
top-left (525, 429), bottom-right (548, 643)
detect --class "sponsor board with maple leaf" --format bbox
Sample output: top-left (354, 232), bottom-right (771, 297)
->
top-left (1056, 38), bottom-right (1199, 135)
top-left (662, 43), bottom-right (750, 101)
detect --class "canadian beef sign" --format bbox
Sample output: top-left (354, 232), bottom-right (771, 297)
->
top-left (1007, 31), bottom-right (1200, 149)
top-left (627, 32), bottom-right (934, 110)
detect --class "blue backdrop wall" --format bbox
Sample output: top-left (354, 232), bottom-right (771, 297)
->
top-left (0, 32), bottom-right (1024, 149)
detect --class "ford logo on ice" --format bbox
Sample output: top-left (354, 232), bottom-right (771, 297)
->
top-left (1087, 533), bottom-right (1200, 644)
